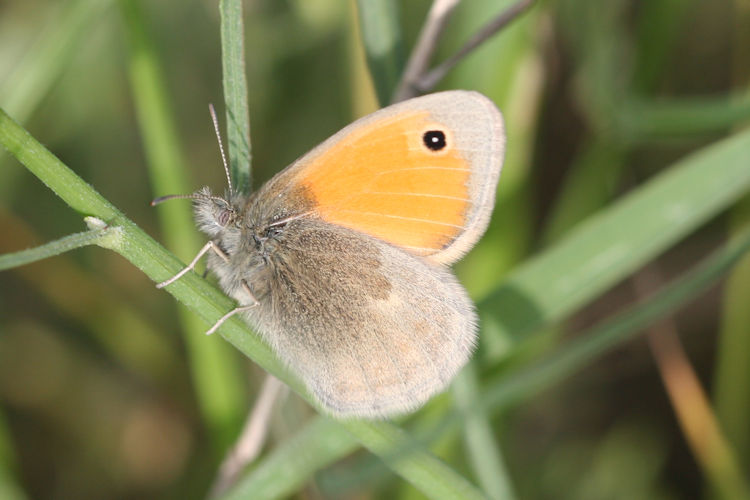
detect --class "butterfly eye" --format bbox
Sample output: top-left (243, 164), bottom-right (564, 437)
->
top-left (422, 130), bottom-right (447, 152)
top-left (216, 208), bottom-right (232, 227)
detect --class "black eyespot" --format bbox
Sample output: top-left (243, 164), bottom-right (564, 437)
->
top-left (423, 130), bottom-right (447, 151)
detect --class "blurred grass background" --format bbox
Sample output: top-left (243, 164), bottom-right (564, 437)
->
top-left (1, 0), bottom-right (750, 499)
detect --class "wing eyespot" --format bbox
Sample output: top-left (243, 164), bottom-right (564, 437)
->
top-left (422, 130), bottom-right (447, 152)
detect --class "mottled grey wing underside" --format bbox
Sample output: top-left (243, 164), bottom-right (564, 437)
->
top-left (242, 218), bottom-right (477, 417)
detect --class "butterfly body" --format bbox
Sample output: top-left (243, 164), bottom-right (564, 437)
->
top-left (178, 91), bottom-right (504, 418)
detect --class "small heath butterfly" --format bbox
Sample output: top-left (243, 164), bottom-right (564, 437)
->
top-left (155, 91), bottom-right (505, 418)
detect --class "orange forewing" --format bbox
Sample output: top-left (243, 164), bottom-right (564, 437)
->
top-left (294, 111), bottom-right (471, 255)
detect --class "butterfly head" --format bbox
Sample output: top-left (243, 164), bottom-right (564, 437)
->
top-left (191, 187), bottom-right (241, 238)
top-left (150, 187), bottom-right (243, 238)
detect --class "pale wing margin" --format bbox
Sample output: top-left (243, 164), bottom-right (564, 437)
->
top-left (407, 91), bottom-right (505, 265)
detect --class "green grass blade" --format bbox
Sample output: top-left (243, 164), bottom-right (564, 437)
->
top-left (118, 0), bottom-right (245, 450)
top-left (0, 0), bottom-right (112, 200)
top-left (0, 109), bottom-right (121, 220)
top-left (220, 0), bottom-right (252, 194)
top-left (711, 1), bottom-right (750, 491)
top-left (714, 198), bottom-right (750, 469)
top-left (0, 0), bottom-right (112, 123)
top-left (453, 364), bottom-right (516, 500)
top-left (623, 95), bottom-right (750, 140)
top-left (0, 410), bottom-right (26, 500)
top-left (355, 0), bottom-right (404, 105)
top-left (541, 0), bottom-right (691, 241)
top-left (221, 417), bottom-right (355, 500)
top-left (341, 420), bottom-right (486, 500)
top-left (481, 126), bottom-right (750, 341)
top-left (631, 0), bottom-right (697, 93)
top-left (0, 225), bottom-right (113, 271)
top-left (484, 227), bottom-right (750, 415)
top-left (0, 196), bottom-right (183, 395)
top-left (0, 468), bottom-right (26, 500)
top-left (226, 417), bottom-right (489, 500)
top-left (541, 138), bottom-right (624, 244)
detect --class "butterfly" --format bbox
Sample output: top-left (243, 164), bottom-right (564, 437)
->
top-left (154, 91), bottom-right (505, 418)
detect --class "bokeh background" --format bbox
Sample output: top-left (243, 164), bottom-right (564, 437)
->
top-left (1, 0), bottom-right (750, 499)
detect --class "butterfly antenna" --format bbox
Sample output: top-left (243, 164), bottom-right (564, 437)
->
top-left (208, 103), bottom-right (233, 195)
top-left (151, 192), bottom-right (228, 206)
top-left (151, 193), bottom-right (196, 206)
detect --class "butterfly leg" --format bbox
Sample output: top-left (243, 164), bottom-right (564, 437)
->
top-left (156, 240), bottom-right (229, 289)
top-left (205, 280), bottom-right (259, 335)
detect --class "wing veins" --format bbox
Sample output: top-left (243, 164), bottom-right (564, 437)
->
top-left (365, 191), bottom-right (470, 202)
top-left (338, 209), bottom-right (465, 229)
top-left (374, 166), bottom-right (471, 177)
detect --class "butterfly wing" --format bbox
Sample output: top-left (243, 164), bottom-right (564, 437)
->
top-left (239, 218), bottom-right (476, 418)
top-left (262, 91), bottom-right (505, 265)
